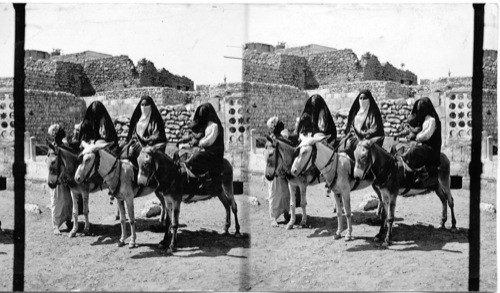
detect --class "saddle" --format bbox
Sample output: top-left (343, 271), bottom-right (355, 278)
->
top-left (176, 147), bottom-right (222, 194)
top-left (392, 142), bottom-right (439, 189)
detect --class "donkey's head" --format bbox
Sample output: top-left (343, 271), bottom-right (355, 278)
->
top-left (46, 141), bottom-right (60, 189)
top-left (137, 143), bottom-right (165, 186)
top-left (291, 133), bottom-right (328, 177)
top-left (353, 134), bottom-right (384, 180)
top-left (74, 140), bottom-right (112, 184)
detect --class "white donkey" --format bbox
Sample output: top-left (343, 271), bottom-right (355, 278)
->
top-left (74, 140), bottom-right (163, 248)
top-left (291, 133), bottom-right (377, 240)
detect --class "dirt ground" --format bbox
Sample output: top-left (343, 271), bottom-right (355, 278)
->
top-left (0, 176), bottom-right (497, 291)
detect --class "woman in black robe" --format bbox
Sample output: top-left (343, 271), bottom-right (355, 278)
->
top-left (296, 94), bottom-right (337, 147)
top-left (78, 101), bottom-right (119, 153)
top-left (123, 95), bottom-right (167, 166)
top-left (186, 103), bottom-right (224, 179)
top-left (402, 97), bottom-right (442, 186)
top-left (339, 89), bottom-right (385, 156)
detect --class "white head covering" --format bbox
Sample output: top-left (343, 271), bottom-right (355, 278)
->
top-left (354, 98), bottom-right (370, 132)
top-left (136, 105), bottom-right (152, 137)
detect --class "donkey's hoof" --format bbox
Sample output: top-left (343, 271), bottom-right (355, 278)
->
top-left (128, 242), bottom-right (137, 249)
top-left (221, 230), bottom-right (230, 235)
top-left (234, 232), bottom-right (242, 238)
top-left (333, 233), bottom-right (342, 240)
top-left (68, 231), bottom-right (77, 238)
top-left (285, 224), bottom-right (293, 230)
top-left (168, 246), bottom-right (177, 253)
top-left (382, 242), bottom-right (390, 248)
top-left (450, 227), bottom-right (458, 233)
top-left (373, 236), bottom-right (382, 242)
top-left (345, 235), bottom-right (353, 241)
top-left (299, 222), bottom-right (308, 229)
top-left (117, 241), bottom-right (126, 247)
top-left (158, 241), bottom-right (166, 249)
top-left (53, 229), bottom-right (62, 236)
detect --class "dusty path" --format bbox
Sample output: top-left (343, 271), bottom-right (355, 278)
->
top-left (0, 178), bottom-right (497, 291)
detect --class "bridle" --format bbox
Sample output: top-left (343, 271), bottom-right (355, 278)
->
top-left (77, 151), bottom-right (100, 183)
top-left (139, 149), bottom-right (158, 186)
top-left (48, 146), bottom-right (77, 187)
top-left (294, 144), bottom-right (317, 177)
top-left (357, 141), bottom-right (394, 188)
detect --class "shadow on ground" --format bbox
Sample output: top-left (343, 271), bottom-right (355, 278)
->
top-left (304, 210), bottom-right (404, 238)
top-left (130, 229), bottom-right (250, 259)
top-left (345, 223), bottom-right (468, 252)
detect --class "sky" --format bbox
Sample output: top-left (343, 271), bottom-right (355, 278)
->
top-left (0, 3), bottom-right (498, 86)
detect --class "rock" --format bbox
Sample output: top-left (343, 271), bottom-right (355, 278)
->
top-left (480, 202), bottom-right (496, 213)
top-left (358, 194), bottom-right (379, 211)
top-left (25, 203), bottom-right (42, 214)
top-left (141, 205), bottom-right (161, 218)
top-left (248, 196), bottom-right (260, 206)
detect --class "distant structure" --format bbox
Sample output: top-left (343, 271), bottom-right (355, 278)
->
top-left (243, 42), bottom-right (418, 90)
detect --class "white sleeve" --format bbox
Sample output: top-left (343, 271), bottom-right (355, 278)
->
top-left (416, 116), bottom-right (436, 142)
top-left (199, 122), bottom-right (218, 147)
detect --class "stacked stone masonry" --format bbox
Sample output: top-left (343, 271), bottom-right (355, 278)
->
top-left (25, 59), bottom-right (83, 97)
top-left (242, 51), bottom-right (307, 89)
top-left (244, 43), bottom-right (418, 90)
top-left (24, 89), bottom-right (86, 144)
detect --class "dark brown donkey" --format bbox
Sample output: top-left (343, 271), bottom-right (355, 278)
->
top-left (353, 136), bottom-right (457, 247)
top-left (137, 143), bottom-right (241, 253)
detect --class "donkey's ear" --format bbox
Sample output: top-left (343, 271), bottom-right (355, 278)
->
top-left (152, 142), bottom-right (166, 152)
top-left (368, 136), bottom-right (384, 146)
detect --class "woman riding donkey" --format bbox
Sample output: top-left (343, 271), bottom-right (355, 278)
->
top-left (183, 103), bottom-right (225, 192)
top-left (297, 94), bottom-right (337, 147)
top-left (122, 96), bottom-right (167, 185)
top-left (339, 89), bottom-right (385, 159)
top-left (78, 101), bottom-right (120, 201)
top-left (402, 97), bottom-right (442, 187)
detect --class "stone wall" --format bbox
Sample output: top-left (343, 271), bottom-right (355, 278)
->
top-left (25, 89), bottom-right (86, 144)
top-left (483, 50), bottom-right (497, 141)
top-left (244, 44), bottom-right (418, 90)
top-left (242, 51), bottom-right (307, 89)
top-left (80, 56), bottom-right (139, 95)
top-left (304, 49), bottom-right (362, 88)
top-left (242, 82), bottom-right (308, 136)
top-left (24, 59), bottom-right (83, 97)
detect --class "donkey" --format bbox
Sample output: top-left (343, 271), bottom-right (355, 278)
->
top-left (137, 143), bottom-right (241, 252)
top-left (290, 133), bottom-right (377, 240)
top-left (47, 142), bottom-right (110, 237)
top-left (74, 140), bottom-right (166, 248)
top-left (353, 136), bottom-right (457, 247)
top-left (265, 135), bottom-right (326, 230)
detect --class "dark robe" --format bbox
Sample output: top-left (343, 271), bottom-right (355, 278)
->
top-left (297, 94), bottom-right (337, 147)
top-left (123, 95), bottom-right (167, 166)
top-left (403, 97), bottom-right (442, 170)
top-left (339, 90), bottom-right (385, 155)
top-left (188, 103), bottom-right (224, 178)
top-left (78, 101), bottom-right (119, 153)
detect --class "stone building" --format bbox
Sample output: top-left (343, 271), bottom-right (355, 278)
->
top-left (243, 42), bottom-right (418, 90)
